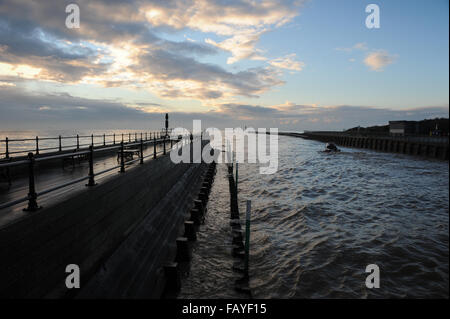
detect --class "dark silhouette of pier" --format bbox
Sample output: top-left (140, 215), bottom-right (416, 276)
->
top-left (0, 132), bottom-right (211, 298)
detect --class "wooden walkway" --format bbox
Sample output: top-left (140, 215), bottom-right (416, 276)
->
top-left (0, 143), bottom-right (166, 228)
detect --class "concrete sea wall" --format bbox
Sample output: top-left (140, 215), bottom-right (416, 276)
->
top-left (289, 132), bottom-right (449, 160)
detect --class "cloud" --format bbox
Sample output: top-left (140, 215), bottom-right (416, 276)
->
top-left (132, 49), bottom-right (284, 99)
top-left (205, 31), bottom-right (266, 64)
top-left (269, 53), bottom-right (304, 71)
top-left (335, 42), bottom-right (368, 52)
top-left (336, 42), bottom-right (397, 72)
top-left (143, 0), bottom-right (303, 64)
top-left (212, 102), bottom-right (449, 130)
top-left (353, 42), bottom-right (368, 51)
top-left (1, 86), bottom-right (447, 131)
top-left (0, 0), bottom-right (303, 102)
top-left (364, 50), bottom-right (397, 71)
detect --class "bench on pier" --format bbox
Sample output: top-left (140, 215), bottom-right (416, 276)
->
top-left (116, 149), bottom-right (141, 162)
top-left (0, 158), bottom-right (11, 186)
top-left (62, 150), bottom-right (89, 169)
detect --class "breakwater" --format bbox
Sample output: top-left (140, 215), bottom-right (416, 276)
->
top-left (282, 132), bottom-right (449, 160)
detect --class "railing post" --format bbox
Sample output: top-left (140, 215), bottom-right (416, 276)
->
top-left (91, 134), bottom-right (94, 147)
top-left (59, 135), bottom-right (62, 152)
top-left (5, 137), bottom-right (9, 159)
top-left (76, 134), bottom-right (79, 149)
top-left (163, 136), bottom-right (166, 155)
top-left (121, 133), bottom-right (124, 143)
top-left (24, 152), bottom-right (40, 211)
top-left (140, 139), bottom-right (144, 164)
top-left (153, 136), bottom-right (157, 159)
top-left (140, 132), bottom-right (143, 142)
top-left (145, 132), bottom-right (148, 141)
top-left (120, 141), bottom-right (125, 173)
top-left (113, 133), bottom-right (116, 145)
top-left (129, 133), bottom-right (131, 143)
top-left (35, 136), bottom-right (39, 155)
top-left (135, 133), bottom-right (137, 142)
top-left (103, 134), bottom-right (106, 146)
top-left (86, 145), bottom-right (96, 186)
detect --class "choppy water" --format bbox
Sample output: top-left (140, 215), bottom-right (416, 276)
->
top-left (180, 135), bottom-right (449, 298)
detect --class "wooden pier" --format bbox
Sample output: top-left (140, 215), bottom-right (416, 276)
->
top-left (0, 129), bottom-right (213, 298)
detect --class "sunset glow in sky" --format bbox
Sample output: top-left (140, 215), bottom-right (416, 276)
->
top-left (0, 0), bottom-right (448, 130)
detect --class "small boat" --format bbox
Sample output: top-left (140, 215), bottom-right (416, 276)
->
top-left (324, 142), bottom-right (340, 152)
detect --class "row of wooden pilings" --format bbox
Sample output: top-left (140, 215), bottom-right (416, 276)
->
top-left (303, 134), bottom-right (449, 160)
top-left (228, 163), bottom-right (251, 296)
top-left (162, 161), bottom-right (217, 297)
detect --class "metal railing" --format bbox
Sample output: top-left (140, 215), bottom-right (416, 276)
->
top-left (0, 131), bottom-right (171, 159)
top-left (0, 134), bottom-right (201, 212)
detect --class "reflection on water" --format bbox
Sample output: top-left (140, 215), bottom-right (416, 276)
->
top-left (182, 135), bottom-right (449, 298)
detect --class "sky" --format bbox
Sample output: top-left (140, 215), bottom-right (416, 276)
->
top-left (0, 0), bottom-right (448, 131)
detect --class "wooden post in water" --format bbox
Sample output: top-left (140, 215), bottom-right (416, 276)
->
top-left (244, 200), bottom-right (251, 277)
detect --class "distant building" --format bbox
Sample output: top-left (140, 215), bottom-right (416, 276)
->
top-left (389, 121), bottom-right (418, 136)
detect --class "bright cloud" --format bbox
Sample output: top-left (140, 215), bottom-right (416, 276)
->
top-left (269, 54), bottom-right (304, 71)
top-left (205, 31), bottom-right (266, 64)
top-left (364, 50), bottom-right (397, 71)
top-left (0, 0), bottom-right (304, 103)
